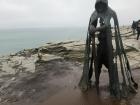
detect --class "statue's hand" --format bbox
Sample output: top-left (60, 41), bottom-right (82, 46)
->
top-left (96, 24), bottom-right (108, 31)
top-left (89, 24), bottom-right (110, 35)
top-left (89, 25), bottom-right (96, 35)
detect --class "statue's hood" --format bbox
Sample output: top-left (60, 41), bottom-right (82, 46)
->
top-left (95, 0), bottom-right (108, 13)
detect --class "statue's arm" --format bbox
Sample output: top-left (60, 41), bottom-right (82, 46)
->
top-left (89, 12), bottom-right (107, 35)
top-left (111, 9), bottom-right (121, 35)
top-left (88, 12), bottom-right (98, 35)
top-left (112, 10), bottom-right (119, 27)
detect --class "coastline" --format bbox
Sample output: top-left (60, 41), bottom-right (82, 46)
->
top-left (0, 26), bottom-right (140, 85)
top-left (0, 26), bottom-right (140, 105)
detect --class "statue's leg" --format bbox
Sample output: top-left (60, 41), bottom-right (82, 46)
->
top-left (104, 48), bottom-right (115, 95)
top-left (107, 66), bottom-right (114, 95)
top-left (105, 53), bottom-right (120, 97)
top-left (95, 62), bottom-right (102, 85)
top-left (103, 54), bottom-right (113, 92)
top-left (95, 46), bottom-right (102, 93)
top-left (88, 52), bottom-right (94, 83)
top-left (95, 63), bottom-right (102, 93)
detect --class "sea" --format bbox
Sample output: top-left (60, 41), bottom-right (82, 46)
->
top-left (0, 27), bottom-right (87, 55)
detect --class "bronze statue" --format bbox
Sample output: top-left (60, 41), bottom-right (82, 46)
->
top-left (79, 0), bottom-right (138, 98)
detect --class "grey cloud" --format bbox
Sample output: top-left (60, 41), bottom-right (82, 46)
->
top-left (0, 0), bottom-right (139, 29)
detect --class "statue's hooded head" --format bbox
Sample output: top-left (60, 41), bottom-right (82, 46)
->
top-left (95, 0), bottom-right (108, 13)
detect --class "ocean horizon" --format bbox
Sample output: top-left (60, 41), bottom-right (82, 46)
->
top-left (0, 27), bottom-right (87, 55)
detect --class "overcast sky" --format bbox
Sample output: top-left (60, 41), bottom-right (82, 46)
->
top-left (0, 0), bottom-right (140, 29)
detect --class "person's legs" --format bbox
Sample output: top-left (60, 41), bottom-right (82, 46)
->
top-left (132, 29), bottom-right (135, 35)
top-left (137, 31), bottom-right (140, 40)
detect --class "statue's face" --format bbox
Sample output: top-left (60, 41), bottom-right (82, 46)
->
top-left (95, 2), bottom-right (107, 13)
